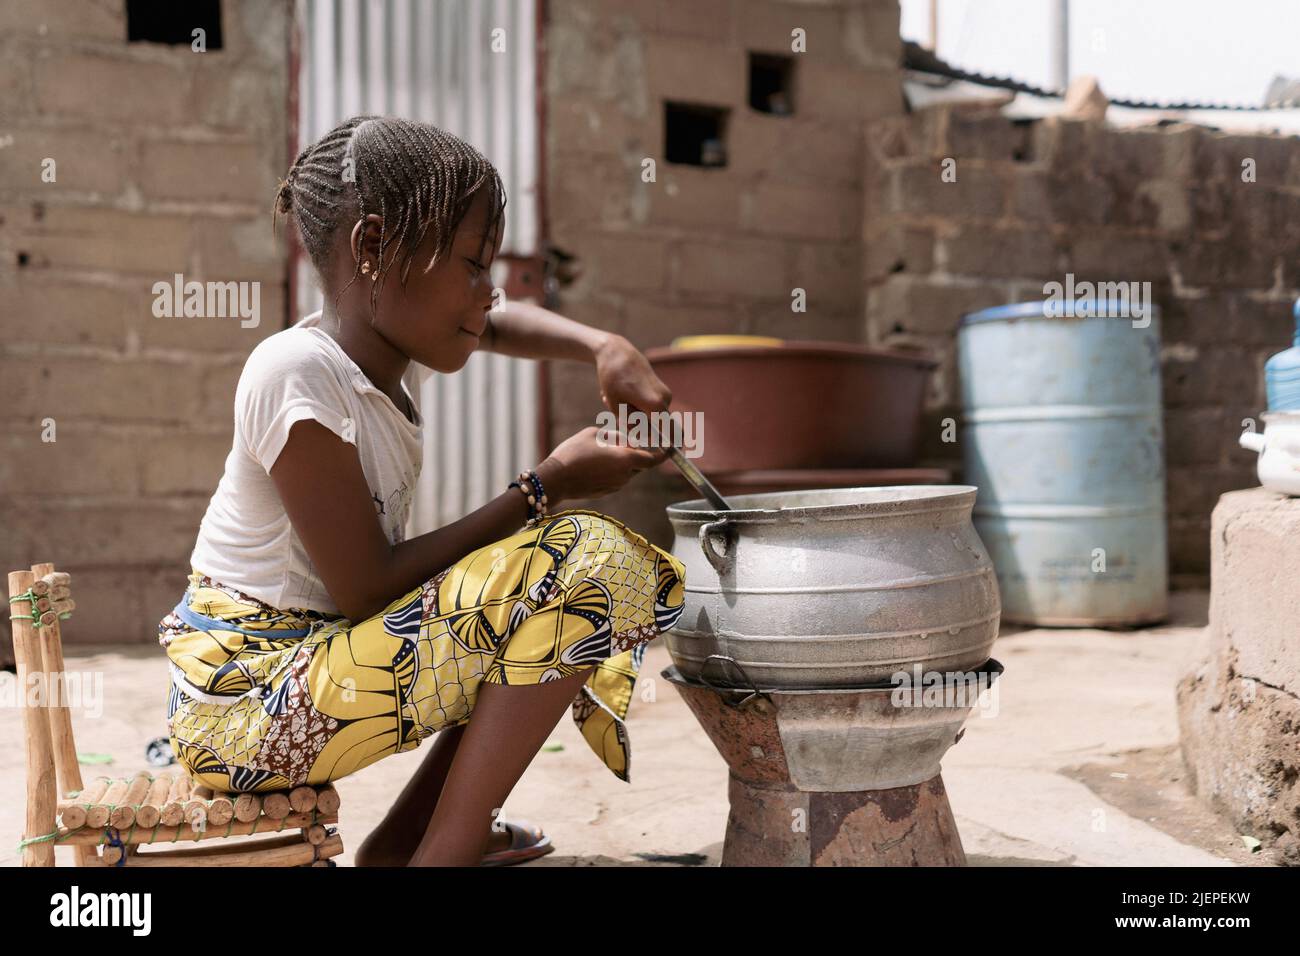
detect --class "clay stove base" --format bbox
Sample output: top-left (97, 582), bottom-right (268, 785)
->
top-left (723, 773), bottom-right (966, 867)
top-left (663, 664), bottom-right (999, 867)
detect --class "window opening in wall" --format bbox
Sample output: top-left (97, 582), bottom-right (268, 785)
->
top-left (664, 102), bottom-right (729, 167)
top-left (749, 53), bottom-right (794, 115)
top-left (126, 0), bottom-right (224, 49)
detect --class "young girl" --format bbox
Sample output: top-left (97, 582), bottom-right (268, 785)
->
top-left (157, 116), bottom-right (687, 867)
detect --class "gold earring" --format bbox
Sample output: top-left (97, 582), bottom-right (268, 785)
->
top-left (360, 260), bottom-right (371, 275)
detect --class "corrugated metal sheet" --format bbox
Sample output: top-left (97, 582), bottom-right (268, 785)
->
top-left (293, 0), bottom-right (540, 535)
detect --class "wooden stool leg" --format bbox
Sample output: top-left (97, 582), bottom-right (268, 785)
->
top-left (31, 562), bottom-right (96, 866)
top-left (9, 570), bottom-right (57, 866)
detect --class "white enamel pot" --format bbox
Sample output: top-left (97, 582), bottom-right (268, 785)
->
top-left (1239, 411), bottom-right (1300, 496)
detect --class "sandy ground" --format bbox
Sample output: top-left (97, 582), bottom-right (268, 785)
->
top-left (1, 590), bottom-right (1277, 867)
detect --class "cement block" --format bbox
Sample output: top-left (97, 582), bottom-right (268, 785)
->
top-left (889, 163), bottom-right (1004, 220)
top-left (138, 283), bottom-right (284, 353)
top-left (1208, 488), bottom-right (1300, 695)
top-left (563, 230), bottom-right (669, 294)
top-left (1, 500), bottom-right (202, 568)
top-left (728, 113), bottom-right (862, 188)
top-left (621, 296), bottom-right (745, 348)
top-left (842, 0), bottom-right (903, 70)
top-left (1162, 408), bottom-right (1232, 467)
top-left (788, 239), bottom-right (863, 311)
top-left (642, 166), bottom-right (743, 231)
top-left (1172, 238), bottom-right (1280, 290)
top-left (866, 275), bottom-right (1007, 336)
top-left (1176, 487), bottom-right (1300, 863)
top-left (140, 428), bottom-right (231, 496)
top-left (1165, 466), bottom-right (1255, 524)
top-left (1007, 169), bottom-right (1053, 223)
top-left (550, 155), bottom-right (642, 230)
top-left (11, 205), bottom-right (192, 275)
top-left (192, 215), bottom-right (289, 281)
top-left (549, 97), bottom-right (646, 156)
top-left (0, 125), bottom-right (129, 198)
top-left (741, 181), bottom-right (861, 241)
top-left (0, 354), bottom-right (205, 424)
top-left (1067, 233), bottom-right (1171, 283)
top-left (798, 64), bottom-right (902, 121)
top-left (940, 225), bottom-right (1061, 279)
top-left (656, 0), bottom-right (733, 42)
top-left (746, 302), bottom-right (860, 343)
top-left (644, 34), bottom-right (745, 106)
top-left (737, 0), bottom-right (843, 58)
top-left (0, 0), bottom-right (123, 39)
top-left (34, 53), bottom-right (191, 126)
top-left (139, 139), bottom-right (271, 204)
top-left (1168, 516), bottom-right (1213, 580)
top-left (671, 237), bottom-right (790, 300)
top-left (863, 222), bottom-right (935, 280)
top-left (0, 427), bottom-right (139, 497)
top-left (1161, 345), bottom-right (1260, 410)
top-left (0, 276), bottom-right (131, 349)
top-left (1177, 658), bottom-right (1300, 865)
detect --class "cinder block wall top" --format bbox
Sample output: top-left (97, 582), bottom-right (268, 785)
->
top-left (543, 0), bottom-right (906, 540)
top-left (862, 105), bottom-right (1300, 583)
top-left (0, 0), bottom-right (291, 647)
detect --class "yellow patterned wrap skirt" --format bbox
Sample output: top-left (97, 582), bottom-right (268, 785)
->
top-left (158, 510), bottom-right (687, 792)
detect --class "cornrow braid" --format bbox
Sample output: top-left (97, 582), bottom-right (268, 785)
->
top-left (272, 115), bottom-right (507, 312)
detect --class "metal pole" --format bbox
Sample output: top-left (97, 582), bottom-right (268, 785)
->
top-left (929, 0), bottom-right (938, 52)
top-left (1049, 0), bottom-right (1069, 92)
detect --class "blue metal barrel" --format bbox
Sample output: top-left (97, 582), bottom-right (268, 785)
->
top-left (957, 301), bottom-right (1167, 626)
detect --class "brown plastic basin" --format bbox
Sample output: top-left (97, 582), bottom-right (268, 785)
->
top-left (644, 340), bottom-right (937, 472)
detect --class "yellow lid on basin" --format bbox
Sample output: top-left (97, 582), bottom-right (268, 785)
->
top-left (670, 335), bottom-right (785, 350)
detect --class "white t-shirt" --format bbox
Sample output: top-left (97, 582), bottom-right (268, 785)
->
top-left (189, 311), bottom-right (423, 616)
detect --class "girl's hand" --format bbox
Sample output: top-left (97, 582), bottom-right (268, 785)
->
top-left (536, 426), bottom-right (671, 504)
top-left (594, 334), bottom-right (673, 418)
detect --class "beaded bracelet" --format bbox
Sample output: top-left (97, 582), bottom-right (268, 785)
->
top-left (508, 468), bottom-right (550, 528)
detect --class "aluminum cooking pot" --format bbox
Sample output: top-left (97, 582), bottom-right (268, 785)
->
top-left (664, 486), bottom-right (1001, 689)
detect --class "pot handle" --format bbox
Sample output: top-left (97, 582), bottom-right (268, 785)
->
top-left (1240, 430), bottom-right (1267, 453)
top-left (698, 519), bottom-right (733, 575)
top-left (699, 654), bottom-right (772, 714)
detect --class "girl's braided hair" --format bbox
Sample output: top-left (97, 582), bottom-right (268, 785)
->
top-left (274, 115), bottom-right (507, 307)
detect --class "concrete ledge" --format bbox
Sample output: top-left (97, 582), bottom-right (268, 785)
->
top-left (1208, 488), bottom-right (1300, 695)
top-left (1177, 487), bottom-right (1300, 864)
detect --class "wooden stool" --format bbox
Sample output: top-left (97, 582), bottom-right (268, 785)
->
top-left (8, 563), bottom-right (344, 867)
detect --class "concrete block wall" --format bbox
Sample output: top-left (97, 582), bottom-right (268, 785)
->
top-left (0, 0), bottom-right (291, 650)
top-left (543, 0), bottom-right (905, 544)
top-left (862, 105), bottom-right (1300, 585)
top-left (1176, 488), bottom-right (1300, 863)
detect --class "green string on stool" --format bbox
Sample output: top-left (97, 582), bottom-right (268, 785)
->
top-left (8, 590), bottom-right (39, 625)
top-left (15, 831), bottom-right (60, 854)
top-left (8, 588), bottom-right (73, 627)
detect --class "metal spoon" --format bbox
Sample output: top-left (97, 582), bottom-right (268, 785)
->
top-left (666, 444), bottom-right (732, 511)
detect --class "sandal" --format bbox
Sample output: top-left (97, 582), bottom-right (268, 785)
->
top-left (479, 820), bottom-right (555, 867)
